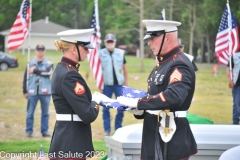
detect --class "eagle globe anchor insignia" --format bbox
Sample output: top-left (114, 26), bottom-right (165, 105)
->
top-left (158, 110), bottom-right (176, 142)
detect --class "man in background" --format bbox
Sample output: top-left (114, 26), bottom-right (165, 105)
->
top-left (227, 51), bottom-right (240, 125)
top-left (22, 44), bottom-right (53, 137)
top-left (178, 38), bottom-right (198, 71)
top-left (99, 33), bottom-right (128, 136)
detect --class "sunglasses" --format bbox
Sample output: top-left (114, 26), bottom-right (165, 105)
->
top-left (106, 41), bottom-right (114, 43)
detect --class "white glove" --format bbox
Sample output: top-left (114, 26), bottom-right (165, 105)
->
top-left (92, 92), bottom-right (102, 104)
top-left (92, 92), bottom-right (116, 104)
top-left (128, 109), bottom-right (144, 115)
top-left (117, 96), bottom-right (139, 108)
top-left (98, 92), bottom-right (116, 102)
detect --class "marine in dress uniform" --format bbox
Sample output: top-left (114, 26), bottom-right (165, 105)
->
top-left (49, 29), bottom-right (100, 160)
top-left (117, 20), bottom-right (197, 160)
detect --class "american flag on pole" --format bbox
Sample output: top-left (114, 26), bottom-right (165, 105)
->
top-left (89, 0), bottom-right (104, 90)
top-left (7, 0), bottom-right (30, 51)
top-left (215, 3), bottom-right (240, 65)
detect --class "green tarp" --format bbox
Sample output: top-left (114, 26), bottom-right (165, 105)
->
top-left (187, 113), bottom-right (214, 124)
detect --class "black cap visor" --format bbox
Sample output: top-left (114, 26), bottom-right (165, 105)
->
top-left (60, 40), bottom-right (94, 49)
top-left (83, 43), bottom-right (94, 49)
top-left (143, 30), bottom-right (165, 40)
top-left (76, 41), bottom-right (94, 49)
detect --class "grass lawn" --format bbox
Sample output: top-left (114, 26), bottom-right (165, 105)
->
top-left (0, 140), bottom-right (107, 160)
top-left (0, 51), bottom-right (233, 157)
top-left (0, 140), bottom-right (107, 153)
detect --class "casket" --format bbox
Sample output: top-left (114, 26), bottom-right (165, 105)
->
top-left (105, 124), bottom-right (240, 160)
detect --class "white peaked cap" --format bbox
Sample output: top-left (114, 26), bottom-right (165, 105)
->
top-left (142, 20), bottom-right (181, 40)
top-left (57, 29), bottom-right (94, 43)
top-left (142, 20), bottom-right (181, 32)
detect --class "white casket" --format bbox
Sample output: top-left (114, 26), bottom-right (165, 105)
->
top-left (105, 124), bottom-right (240, 160)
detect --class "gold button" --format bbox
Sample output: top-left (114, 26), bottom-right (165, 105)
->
top-left (155, 82), bottom-right (157, 85)
top-left (157, 64), bottom-right (159, 67)
top-left (148, 79), bottom-right (150, 82)
top-left (148, 85), bottom-right (150, 89)
top-left (69, 65), bottom-right (72, 67)
top-left (155, 71), bottom-right (157, 74)
top-left (151, 78), bottom-right (152, 81)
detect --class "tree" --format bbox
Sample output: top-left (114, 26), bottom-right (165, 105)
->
top-left (1, 0), bottom-right (240, 65)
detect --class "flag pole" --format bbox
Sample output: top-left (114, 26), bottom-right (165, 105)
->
top-left (95, 0), bottom-right (101, 51)
top-left (227, 1), bottom-right (233, 80)
top-left (94, 0), bottom-right (103, 90)
top-left (26, 0), bottom-right (32, 90)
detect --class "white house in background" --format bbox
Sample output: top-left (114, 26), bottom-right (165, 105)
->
top-left (0, 18), bottom-right (71, 52)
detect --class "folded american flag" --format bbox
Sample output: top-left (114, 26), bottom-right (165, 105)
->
top-left (99, 86), bottom-right (147, 111)
top-left (100, 101), bottom-right (128, 111)
top-left (122, 86), bottom-right (147, 98)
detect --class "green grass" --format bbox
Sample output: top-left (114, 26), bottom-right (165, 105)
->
top-left (0, 140), bottom-right (50, 152)
top-left (0, 51), bottom-right (233, 154)
top-left (0, 140), bottom-right (107, 153)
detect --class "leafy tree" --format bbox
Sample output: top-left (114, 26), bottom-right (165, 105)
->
top-left (1, 0), bottom-right (240, 64)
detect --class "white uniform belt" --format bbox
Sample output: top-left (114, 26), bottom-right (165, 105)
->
top-left (146, 110), bottom-right (187, 117)
top-left (56, 114), bottom-right (82, 121)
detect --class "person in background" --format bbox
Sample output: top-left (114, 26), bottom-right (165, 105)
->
top-left (49, 29), bottom-right (103, 159)
top-left (178, 38), bottom-right (198, 71)
top-left (226, 52), bottom-right (240, 125)
top-left (99, 33), bottom-right (128, 136)
top-left (117, 20), bottom-right (197, 160)
top-left (22, 44), bottom-right (53, 137)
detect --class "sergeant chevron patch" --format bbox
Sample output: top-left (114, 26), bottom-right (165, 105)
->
top-left (74, 82), bottom-right (85, 95)
top-left (169, 68), bottom-right (182, 84)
